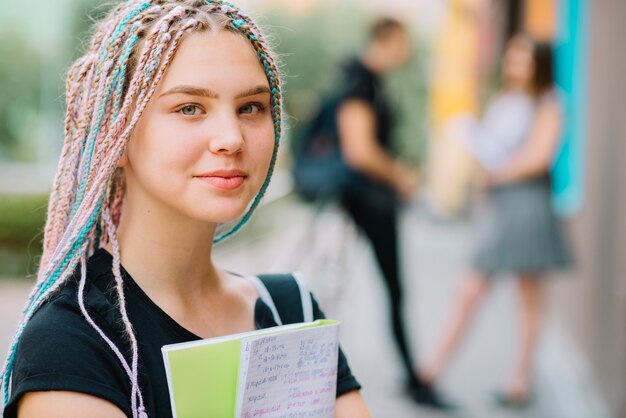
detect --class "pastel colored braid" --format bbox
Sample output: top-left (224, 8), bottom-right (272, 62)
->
top-left (212, 0), bottom-right (283, 242)
top-left (1, 1), bottom-right (283, 416)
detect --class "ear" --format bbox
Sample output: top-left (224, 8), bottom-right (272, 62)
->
top-left (118, 150), bottom-right (129, 168)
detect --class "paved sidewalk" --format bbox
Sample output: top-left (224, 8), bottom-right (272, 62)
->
top-left (212, 196), bottom-right (604, 418)
top-left (0, 195), bottom-right (607, 418)
top-left (0, 280), bottom-right (35, 359)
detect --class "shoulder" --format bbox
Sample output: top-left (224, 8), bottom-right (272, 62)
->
top-left (13, 280), bottom-right (127, 382)
top-left (535, 89), bottom-right (563, 122)
top-left (342, 57), bottom-right (367, 78)
top-left (17, 275), bottom-right (116, 351)
top-left (540, 87), bottom-right (563, 103)
top-left (16, 249), bottom-right (116, 340)
top-left (225, 271), bottom-right (259, 306)
top-left (341, 58), bottom-right (376, 102)
top-left (6, 253), bottom-right (130, 416)
top-left (253, 273), bottom-right (320, 325)
top-left (538, 88), bottom-right (562, 110)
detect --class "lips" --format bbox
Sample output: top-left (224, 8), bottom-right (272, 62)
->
top-left (194, 169), bottom-right (247, 191)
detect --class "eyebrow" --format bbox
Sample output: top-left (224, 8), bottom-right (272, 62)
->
top-left (158, 85), bottom-right (271, 99)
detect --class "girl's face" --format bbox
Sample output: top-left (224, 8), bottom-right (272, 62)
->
top-left (502, 37), bottom-right (535, 91)
top-left (122, 30), bottom-right (275, 224)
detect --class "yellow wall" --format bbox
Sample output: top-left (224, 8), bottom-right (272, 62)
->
top-left (430, 0), bottom-right (480, 128)
top-left (525, 0), bottom-right (557, 40)
top-left (426, 0), bottom-right (481, 216)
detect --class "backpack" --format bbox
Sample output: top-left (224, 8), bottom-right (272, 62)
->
top-left (292, 96), bottom-right (353, 203)
top-left (253, 273), bottom-right (314, 324)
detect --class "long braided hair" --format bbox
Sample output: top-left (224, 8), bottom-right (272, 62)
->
top-left (1, 1), bottom-right (283, 416)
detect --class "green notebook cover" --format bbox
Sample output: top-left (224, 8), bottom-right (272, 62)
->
top-left (162, 319), bottom-right (338, 418)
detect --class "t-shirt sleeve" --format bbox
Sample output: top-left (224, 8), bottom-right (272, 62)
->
top-left (3, 294), bottom-right (132, 418)
top-left (342, 69), bottom-right (375, 104)
top-left (309, 293), bottom-right (362, 397)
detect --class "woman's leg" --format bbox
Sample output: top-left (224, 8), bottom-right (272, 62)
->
top-left (506, 275), bottom-right (545, 402)
top-left (420, 271), bottom-right (491, 384)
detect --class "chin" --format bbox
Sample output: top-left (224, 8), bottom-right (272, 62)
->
top-left (192, 202), bottom-right (251, 224)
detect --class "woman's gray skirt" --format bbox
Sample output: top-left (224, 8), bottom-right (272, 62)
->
top-left (471, 177), bottom-right (571, 276)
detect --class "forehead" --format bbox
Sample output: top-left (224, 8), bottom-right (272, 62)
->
top-left (508, 37), bottom-right (533, 55)
top-left (385, 28), bottom-right (410, 51)
top-left (157, 30), bottom-right (268, 92)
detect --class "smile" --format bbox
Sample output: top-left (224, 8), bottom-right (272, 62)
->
top-left (194, 169), bottom-right (247, 191)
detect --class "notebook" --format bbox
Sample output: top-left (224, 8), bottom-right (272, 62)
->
top-left (162, 319), bottom-right (339, 418)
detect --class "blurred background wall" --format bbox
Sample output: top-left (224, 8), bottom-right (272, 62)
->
top-left (561, 0), bottom-right (626, 415)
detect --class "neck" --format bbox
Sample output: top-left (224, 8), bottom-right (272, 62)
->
top-left (112, 195), bottom-right (221, 307)
top-left (506, 79), bottom-right (533, 95)
top-left (361, 46), bottom-right (387, 74)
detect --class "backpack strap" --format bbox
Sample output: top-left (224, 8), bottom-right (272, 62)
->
top-left (248, 275), bottom-right (284, 326)
top-left (253, 273), bottom-right (314, 325)
top-left (293, 272), bottom-right (314, 323)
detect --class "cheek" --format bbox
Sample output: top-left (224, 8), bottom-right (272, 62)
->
top-left (522, 60), bottom-right (535, 81)
top-left (504, 58), bottom-right (523, 79)
top-left (133, 115), bottom-right (197, 164)
top-left (248, 125), bottom-right (276, 178)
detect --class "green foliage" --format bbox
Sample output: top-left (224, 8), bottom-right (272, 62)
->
top-left (0, 0), bottom-right (112, 163)
top-left (0, 195), bottom-right (47, 244)
top-left (69, 0), bottom-right (114, 59)
top-left (386, 59), bottom-right (430, 164)
top-left (0, 32), bottom-right (42, 161)
top-left (0, 195), bottom-right (47, 277)
top-left (258, 4), bottom-right (366, 151)
top-left (257, 4), bottom-right (429, 164)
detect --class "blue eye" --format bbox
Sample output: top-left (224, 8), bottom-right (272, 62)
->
top-left (179, 105), bottom-right (201, 116)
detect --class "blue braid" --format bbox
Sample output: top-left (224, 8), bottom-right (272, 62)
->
top-left (6, 0), bottom-right (287, 407)
top-left (2, 195), bottom-right (105, 404)
top-left (98, 1), bottom-right (150, 64)
top-left (214, 139), bottom-right (279, 242)
top-left (70, 64), bottom-right (114, 214)
top-left (33, 196), bottom-right (105, 306)
top-left (28, 0), bottom-right (176, 323)
top-left (5, 2), bottom-right (165, 405)
top-left (110, 2), bottom-right (151, 46)
top-left (215, 11), bottom-right (282, 242)
top-left (111, 31), bottom-right (141, 119)
top-left (72, 3), bottom-right (150, 214)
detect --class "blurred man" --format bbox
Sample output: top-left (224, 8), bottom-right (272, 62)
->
top-left (336, 18), bottom-right (451, 409)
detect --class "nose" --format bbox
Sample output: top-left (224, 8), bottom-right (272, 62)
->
top-left (207, 111), bottom-right (245, 155)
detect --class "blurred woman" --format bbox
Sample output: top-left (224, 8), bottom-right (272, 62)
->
top-left (419, 33), bottom-right (571, 407)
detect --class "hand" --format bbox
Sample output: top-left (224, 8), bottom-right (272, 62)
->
top-left (392, 161), bottom-right (419, 202)
top-left (486, 169), bottom-right (510, 187)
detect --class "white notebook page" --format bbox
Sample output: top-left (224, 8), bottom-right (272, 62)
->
top-left (235, 323), bottom-right (339, 418)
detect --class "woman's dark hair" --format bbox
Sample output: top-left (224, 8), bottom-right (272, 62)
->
top-left (513, 33), bottom-right (555, 95)
top-left (530, 38), bottom-right (555, 94)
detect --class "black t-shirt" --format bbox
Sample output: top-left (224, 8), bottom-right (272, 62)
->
top-left (4, 249), bottom-right (360, 417)
top-left (341, 57), bottom-right (393, 150)
top-left (339, 57), bottom-right (397, 203)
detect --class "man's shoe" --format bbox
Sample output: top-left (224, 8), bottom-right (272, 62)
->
top-left (406, 381), bottom-right (458, 411)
